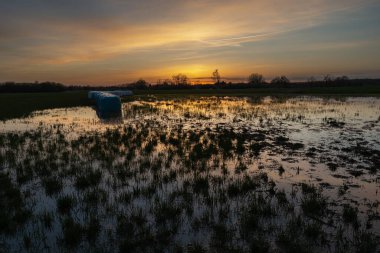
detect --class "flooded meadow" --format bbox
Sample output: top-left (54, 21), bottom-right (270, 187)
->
top-left (0, 96), bottom-right (379, 252)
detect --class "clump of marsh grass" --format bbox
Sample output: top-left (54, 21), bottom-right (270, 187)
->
top-left (40, 211), bottom-right (53, 230)
top-left (249, 234), bottom-right (271, 253)
top-left (342, 204), bottom-right (359, 227)
top-left (85, 216), bottom-right (101, 242)
top-left (354, 231), bottom-right (379, 253)
top-left (57, 195), bottom-right (76, 215)
top-left (42, 176), bottom-right (63, 196)
top-left (74, 169), bottom-right (102, 190)
top-left (275, 215), bottom-right (319, 253)
top-left (240, 193), bottom-right (276, 237)
top-left (61, 217), bottom-right (83, 248)
top-left (300, 184), bottom-right (328, 217)
top-left (192, 176), bottom-right (209, 196)
top-left (153, 200), bottom-right (182, 225)
top-left (0, 172), bottom-right (30, 234)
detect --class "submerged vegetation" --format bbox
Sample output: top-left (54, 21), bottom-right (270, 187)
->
top-left (0, 96), bottom-right (379, 252)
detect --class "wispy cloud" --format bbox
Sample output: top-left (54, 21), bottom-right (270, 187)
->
top-left (0, 0), bottom-right (379, 83)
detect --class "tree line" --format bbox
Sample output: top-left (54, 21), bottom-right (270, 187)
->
top-left (122, 70), bottom-right (356, 90)
top-left (0, 70), bottom-right (377, 93)
top-left (0, 82), bottom-right (65, 93)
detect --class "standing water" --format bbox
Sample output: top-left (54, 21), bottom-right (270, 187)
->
top-left (0, 96), bottom-right (379, 252)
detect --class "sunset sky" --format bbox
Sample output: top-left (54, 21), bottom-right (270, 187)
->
top-left (1, 0), bottom-right (380, 85)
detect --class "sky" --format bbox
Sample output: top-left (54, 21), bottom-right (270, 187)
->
top-left (1, 0), bottom-right (380, 85)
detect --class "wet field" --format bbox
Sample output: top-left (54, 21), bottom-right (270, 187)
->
top-left (0, 96), bottom-right (379, 252)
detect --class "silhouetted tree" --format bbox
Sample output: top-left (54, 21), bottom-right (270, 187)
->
top-left (157, 79), bottom-right (174, 86)
top-left (126, 79), bottom-right (149, 89)
top-left (271, 76), bottom-right (290, 85)
top-left (172, 74), bottom-right (189, 85)
top-left (212, 69), bottom-right (221, 84)
top-left (248, 73), bottom-right (264, 85)
top-left (335, 75), bottom-right (349, 83)
top-left (324, 74), bottom-right (333, 84)
top-left (307, 76), bottom-right (317, 83)
top-left (136, 79), bottom-right (148, 86)
top-left (0, 81), bottom-right (65, 93)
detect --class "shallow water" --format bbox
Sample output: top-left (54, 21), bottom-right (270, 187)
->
top-left (0, 96), bottom-right (379, 252)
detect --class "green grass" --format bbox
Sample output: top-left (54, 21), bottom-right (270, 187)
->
top-left (133, 84), bottom-right (380, 97)
top-left (0, 91), bottom-right (90, 120)
top-left (0, 84), bottom-right (379, 120)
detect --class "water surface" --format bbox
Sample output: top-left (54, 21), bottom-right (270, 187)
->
top-left (0, 96), bottom-right (379, 252)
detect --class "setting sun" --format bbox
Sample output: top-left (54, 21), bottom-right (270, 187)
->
top-left (1, 0), bottom-right (379, 84)
top-left (1, 1), bottom-right (380, 252)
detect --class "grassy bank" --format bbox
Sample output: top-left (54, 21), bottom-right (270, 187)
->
top-left (133, 84), bottom-right (380, 96)
top-left (0, 91), bottom-right (90, 120)
top-left (0, 84), bottom-right (379, 120)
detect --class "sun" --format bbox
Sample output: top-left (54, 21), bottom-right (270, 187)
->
top-left (182, 64), bottom-right (210, 77)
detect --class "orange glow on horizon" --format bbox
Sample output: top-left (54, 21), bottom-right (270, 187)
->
top-left (1, 0), bottom-right (379, 84)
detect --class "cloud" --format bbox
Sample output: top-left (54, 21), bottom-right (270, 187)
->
top-left (0, 0), bottom-right (378, 83)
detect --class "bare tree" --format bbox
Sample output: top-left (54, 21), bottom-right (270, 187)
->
top-left (307, 76), bottom-right (316, 83)
top-left (271, 76), bottom-right (290, 85)
top-left (126, 79), bottom-right (149, 89)
top-left (334, 75), bottom-right (349, 84)
top-left (212, 69), bottom-right (221, 84)
top-left (157, 79), bottom-right (174, 85)
top-left (248, 73), bottom-right (264, 85)
top-left (172, 74), bottom-right (188, 85)
top-left (324, 74), bottom-right (333, 84)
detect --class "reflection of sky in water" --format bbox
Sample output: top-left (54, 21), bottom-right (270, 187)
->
top-left (1, 96), bottom-right (380, 233)
top-left (1, 96), bottom-right (379, 133)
